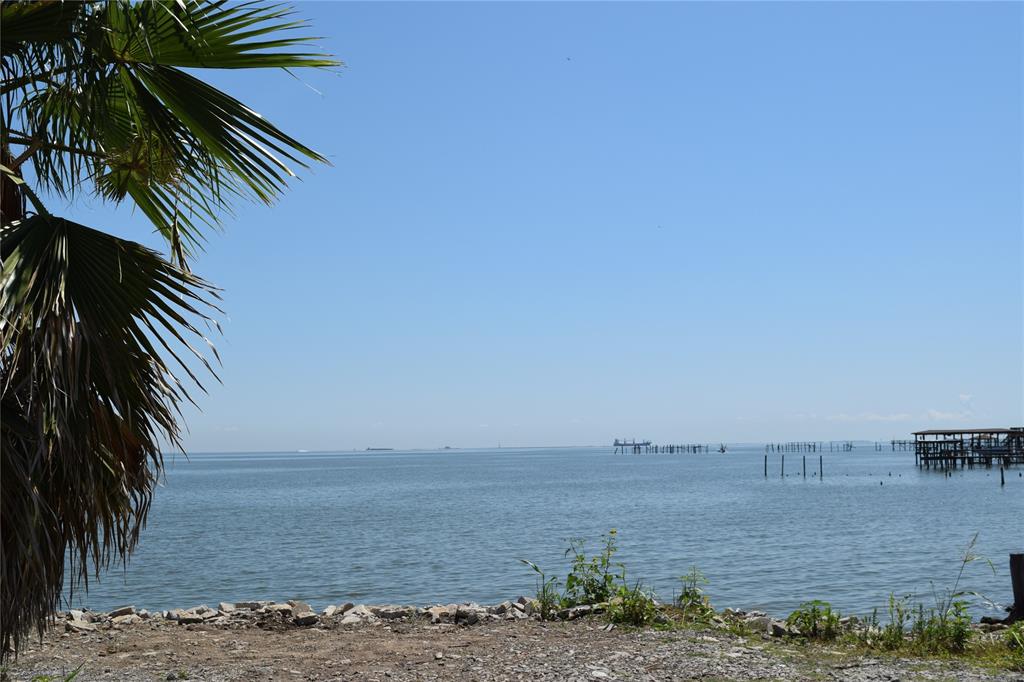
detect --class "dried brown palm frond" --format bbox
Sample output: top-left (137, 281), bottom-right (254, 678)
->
top-left (1, 214), bottom-right (221, 656)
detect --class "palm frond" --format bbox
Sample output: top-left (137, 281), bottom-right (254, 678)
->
top-left (1, 0), bottom-right (332, 658)
top-left (107, 1), bottom-right (338, 70)
top-left (0, 214), bottom-right (220, 655)
top-left (3, 0), bottom-right (338, 263)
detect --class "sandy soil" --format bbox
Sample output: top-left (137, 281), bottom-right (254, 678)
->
top-left (6, 616), bottom-right (1021, 681)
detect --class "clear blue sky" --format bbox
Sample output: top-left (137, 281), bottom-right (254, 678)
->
top-left (68, 2), bottom-right (1022, 451)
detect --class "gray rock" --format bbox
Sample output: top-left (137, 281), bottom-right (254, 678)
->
top-left (65, 620), bottom-right (96, 633)
top-left (217, 602), bottom-right (236, 613)
top-left (111, 614), bottom-right (141, 626)
top-left (137, 609), bottom-right (150, 620)
top-left (426, 606), bottom-right (450, 624)
top-left (322, 605), bottom-right (339, 618)
top-left (289, 600), bottom-right (317, 626)
top-left (293, 611), bottom-right (318, 626)
top-left (744, 616), bottom-right (772, 632)
top-left (265, 603), bottom-right (294, 617)
top-left (337, 602), bottom-right (355, 614)
top-left (345, 604), bottom-right (374, 619)
top-left (370, 605), bottom-right (416, 620)
top-left (567, 605), bottom-right (593, 620)
top-left (177, 612), bottom-right (205, 625)
top-left (108, 605), bottom-right (135, 618)
top-left (770, 620), bottom-right (791, 637)
top-left (455, 606), bottom-right (480, 625)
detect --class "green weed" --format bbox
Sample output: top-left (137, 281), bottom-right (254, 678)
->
top-left (562, 529), bottom-right (624, 607)
top-left (29, 665), bottom-right (82, 682)
top-left (608, 580), bottom-right (658, 626)
top-left (910, 600), bottom-right (972, 654)
top-left (517, 559), bottom-right (561, 621)
top-left (1007, 621), bottom-right (1024, 650)
top-left (676, 566), bottom-right (715, 623)
top-left (786, 600), bottom-right (841, 641)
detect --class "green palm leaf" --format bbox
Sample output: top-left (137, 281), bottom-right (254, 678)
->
top-left (3, 0), bottom-right (338, 262)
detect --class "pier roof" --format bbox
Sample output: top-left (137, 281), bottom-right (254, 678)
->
top-left (912, 428), bottom-right (1016, 436)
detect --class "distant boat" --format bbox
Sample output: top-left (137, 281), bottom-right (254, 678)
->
top-left (718, 444), bottom-right (727, 453)
top-left (366, 447), bottom-right (394, 451)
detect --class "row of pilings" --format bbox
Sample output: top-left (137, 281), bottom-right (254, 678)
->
top-left (615, 443), bottom-right (715, 454)
top-left (764, 441), bottom-right (853, 453)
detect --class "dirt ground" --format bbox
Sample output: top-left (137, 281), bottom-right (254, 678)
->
top-left (6, 617), bottom-right (1022, 682)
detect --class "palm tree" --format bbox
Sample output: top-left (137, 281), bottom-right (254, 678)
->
top-left (1, 0), bottom-right (336, 657)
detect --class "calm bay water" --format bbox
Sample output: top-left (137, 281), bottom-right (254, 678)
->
top-left (66, 445), bottom-right (1022, 619)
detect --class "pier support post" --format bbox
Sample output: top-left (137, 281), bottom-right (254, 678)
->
top-left (1008, 554), bottom-right (1024, 624)
top-left (803, 455), bottom-right (806, 479)
top-left (781, 454), bottom-right (784, 477)
top-left (819, 455), bottom-right (823, 480)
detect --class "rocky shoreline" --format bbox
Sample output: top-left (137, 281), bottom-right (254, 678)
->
top-left (6, 598), bottom-right (1021, 681)
top-left (54, 597), bottom-right (1016, 639)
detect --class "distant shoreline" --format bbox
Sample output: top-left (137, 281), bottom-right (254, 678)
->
top-left (169, 441), bottom-right (889, 457)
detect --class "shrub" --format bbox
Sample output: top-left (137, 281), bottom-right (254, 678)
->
top-left (786, 600), bottom-right (841, 640)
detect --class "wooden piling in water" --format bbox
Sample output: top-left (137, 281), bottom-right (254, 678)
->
top-left (819, 455), bottom-right (823, 479)
top-left (803, 455), bottom-right (806, 479)
top-left (1009, 554), bottom-right (1024, 624)
top-left (764, 454), bottom-right (767, 478)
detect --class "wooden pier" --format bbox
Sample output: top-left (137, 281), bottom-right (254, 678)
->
top-left (614, 439), bottom-right (718, 454)
top-left (914, 428), bottom-right (1024, 469)
top-left (764, 441), bottom-right (854, 453)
